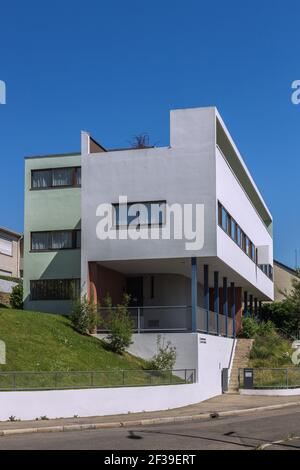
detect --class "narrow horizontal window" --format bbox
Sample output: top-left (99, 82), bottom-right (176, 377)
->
top-left (31, 167), bottom-right (81, 189)
top-left (31, 230), bottom-right (81, 251)
top-left (30, 278), bottom-right (80, 301)
top-left (218, 201), bottom-right (258, 268)
top-left (114, 201), bottom-right (166, 228)
top-left (0, 269), bottom-right (12, 277)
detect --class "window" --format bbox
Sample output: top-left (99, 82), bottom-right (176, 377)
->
top-left (250, 242), bottom-right (255, 261)
top-left (258, 264), bottom-right (273, 281)
top-left (31, 230), bottom-right (81, 251)
top-left (221, 207), bottom-right (228, 232)
top-left (30, 279), bottom-right (80, 301)
top-left (114, 201), bottom-right (166, 228)
top-left (231, 219), bottom-right (237, 242)
top-left (31, 167), bottom-right (81, 189)
top-left (0, 269), bottom-right (12, 277)
top-left (236, 226), bottom-right (242, 247)
top-left (218, 201), bottom-right (257, 265)
top-left (0, 236), bottom-right (12, 256)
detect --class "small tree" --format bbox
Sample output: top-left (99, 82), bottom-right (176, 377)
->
top-left (104, 293), bottom-right (133, 353)
top-left (71, 294), bottom-right (97, 334)
top-left (148, 335), bottom-right (177, 371)
top-left (10, 282), bottom-right (23, 309)
top-left (131, 133), bottom-right (151, 149)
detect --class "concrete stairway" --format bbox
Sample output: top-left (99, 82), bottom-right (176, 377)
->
top-left (228, 339), bottom-right (254, 393)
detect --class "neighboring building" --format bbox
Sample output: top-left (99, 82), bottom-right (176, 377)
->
top-left (23, 107), bottom-right (274, 336)
top-left (0, 226), bottom-right (23, 279)
top-left (273, 259), bottom-right (299, 301)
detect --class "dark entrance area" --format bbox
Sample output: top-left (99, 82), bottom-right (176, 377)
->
top-left (126, 277), bottom-right (143, 306)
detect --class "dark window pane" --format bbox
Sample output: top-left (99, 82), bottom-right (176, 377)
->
top-left (31, 232), bottom-right (50, 250)
top-left (75, 167), bottom-right (81, 186)
top-left (30, 279), bottom-right (80, 301)
top-left (231, 219), bottom-right (236, 241)
top-left (221, 207), bottom-right (228, 231)
top-left (52, 168), bottom-right (72, 187)
top-left (32, 170), bottom-right (52, 188)
top-left (76, 230), bottom-right (81, 248)
top-left (51, 231), bottom-right (72, 249)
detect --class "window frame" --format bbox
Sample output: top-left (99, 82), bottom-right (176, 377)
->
top-left (113, 200), bottom-right (166, 229)
top-left (218, 201), bottom-right (258, 264)
top-left (31, 167), bottom-right (81, 190)
top-left (31, 229), bottom-right (81, 252)
top-left (30, 278), bottom-right (81, 301)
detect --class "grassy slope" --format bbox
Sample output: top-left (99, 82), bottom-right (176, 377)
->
top-left (249, 332), bottom-right (293, 368)
top-left (0, 308), bottom-right (145, 372)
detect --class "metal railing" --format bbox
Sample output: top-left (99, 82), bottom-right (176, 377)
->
top-left (0, 369), bottom-right (196, 391)
top-left (98, 305), bottom-right (234, 337)
top-left (98, 306), bottom-right (192, 333)
top-left (196, 307), bottom-right (234, 337)
top-left (238, 368), bottom-right (300, 389)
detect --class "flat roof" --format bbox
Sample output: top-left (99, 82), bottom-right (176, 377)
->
top-left (0, 226), bottom-right (22, 238)
top-left (25, 152), bottom-right (81, 160)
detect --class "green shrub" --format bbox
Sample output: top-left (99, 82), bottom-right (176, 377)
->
top-left (9, 283), bottom-right (23, 309)
top-left (148, 335), bottom-right (177, 371)
top-left (103, 294), bottom-right (133, 353)
top-left (250, 333), bottom-right (293, 367)
top-left (240, 316), bottom-right (259, 338)
top-left (241, 317), bottom-right (276, 338)
top-left (71, 295), bottom-right (97, 334)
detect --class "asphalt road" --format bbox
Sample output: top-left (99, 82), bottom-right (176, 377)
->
top-left (0, 406), bottom-right (300, 450)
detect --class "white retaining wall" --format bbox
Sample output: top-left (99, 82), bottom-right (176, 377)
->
top-left (0, 333), bottom-right (235, 421)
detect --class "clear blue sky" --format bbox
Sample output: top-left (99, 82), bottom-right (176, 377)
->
top-left (0, 0), bottom-right (299, 267)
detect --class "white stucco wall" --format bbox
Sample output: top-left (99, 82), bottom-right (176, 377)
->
top-left (129, 332), bottom-right (235, 398)
top-left (0, 333), bottom-right (235, 421)
top-left (216, 147), bottom-right (274, 299)
top-left (81, 108), bottom-right (217, 293)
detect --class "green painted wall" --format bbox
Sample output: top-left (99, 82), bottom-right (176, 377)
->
top-left (23, 154), bottom-right (81, 314)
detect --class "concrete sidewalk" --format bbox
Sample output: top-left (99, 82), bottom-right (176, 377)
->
top-left (0, 394), bottom-right (299, 436)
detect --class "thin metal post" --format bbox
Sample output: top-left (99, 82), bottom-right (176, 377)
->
top-left (204, 264), bottom-right (209, 333)
top-left (223, 277), bottom-right (228, 337)
top-left (286, 368), bottom-right (289, 388)
top-left (231, 282), bottom-right (236, 337)
top-left (137, 307), bottom-right (141, 334)
top-left (243, 290), bottom-right (248, 316)
top-left (249, 294), bottom-right (253, 316)
top-left (214, 271), bottom-right (219, 334)
top-left (191, 258), bottom-right (198, 332)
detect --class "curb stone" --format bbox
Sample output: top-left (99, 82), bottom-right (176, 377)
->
top-left (0, 401), bottom-right (300, 438)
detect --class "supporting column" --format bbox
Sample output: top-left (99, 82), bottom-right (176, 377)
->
top-left (191, 258), bottom-right (197, 332)
top-left (231, 282), bottom-right (236, 337)
top-left (259, 300), bottom-right (262, 317)
top-left (249, 294), bottom-right (253, 316)
top-left (204, 264), bottom-right (209, 333)
top-left (214, 271), bottom-right (219, 334)
top-left (223, 277), bottom-right (228, 337)
top-left (254, 298), bottom-right (258, 317)
top-left (243, 290), bottom-right (248, 316)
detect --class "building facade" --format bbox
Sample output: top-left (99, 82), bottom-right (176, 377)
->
top-left (0, 226), bottom-right (23, 279)
top-left (273, 259), bottom-right (299, 301)
top-left (23, 107), bottom-right (274, 335)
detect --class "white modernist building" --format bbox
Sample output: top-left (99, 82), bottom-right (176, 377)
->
top-left (81, 106), bottom-right (274, 337)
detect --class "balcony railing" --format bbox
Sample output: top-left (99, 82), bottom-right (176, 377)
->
top-left (97, 305), bottom-right (234, 337)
